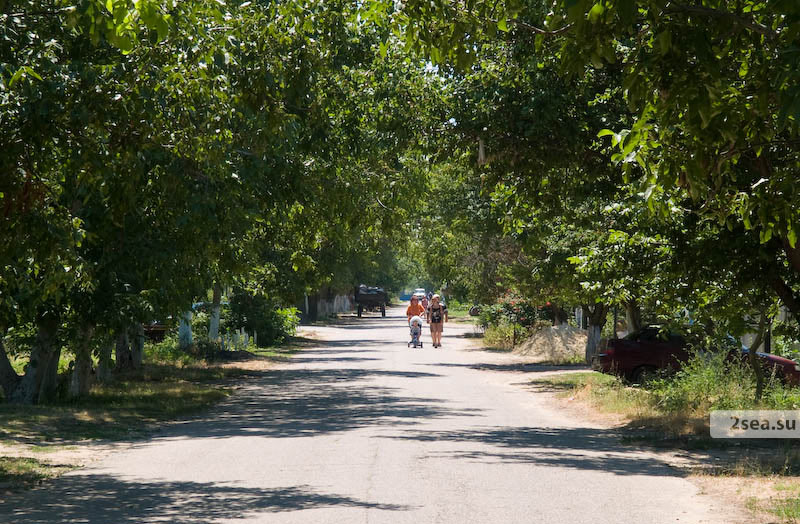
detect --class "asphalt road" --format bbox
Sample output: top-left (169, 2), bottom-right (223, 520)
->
top-left (2, 308), bottom-right (735, 523)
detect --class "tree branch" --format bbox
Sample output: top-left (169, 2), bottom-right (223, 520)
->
top-left (512, 20), bottom-right (574, 36)
top-left (769, 276), bottom-right (800, 319)
top-left (664, 4), bottom-right (776, 39)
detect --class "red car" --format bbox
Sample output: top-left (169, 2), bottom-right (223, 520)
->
top-left (737, 349), bottom-right (800, 386)
top-left (594, 326), bottom-right (690, 383)
top-left (594, 326), bottom-right (800, 385)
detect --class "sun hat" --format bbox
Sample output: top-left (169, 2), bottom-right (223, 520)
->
top-left (432, 294), bottom-right (440, 300)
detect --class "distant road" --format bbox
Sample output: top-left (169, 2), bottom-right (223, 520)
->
top-left (2, 307), bottom-right (734, 523)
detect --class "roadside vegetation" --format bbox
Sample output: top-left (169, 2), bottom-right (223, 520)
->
top-left (532, 353), bottom-right (800, 439)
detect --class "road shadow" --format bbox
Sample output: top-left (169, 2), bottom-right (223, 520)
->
top-left (383, 426), bottom-right (682, 477)
top-left (425, 362), bottom-right (589, 373)
top-left (150, 366), bottom-right (480, 441)
top-left (0, 476), bottom-right (410, 523)
top-left (289, 356), bottom-right (384, 364)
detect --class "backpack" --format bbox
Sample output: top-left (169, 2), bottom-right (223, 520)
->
top-left (430, 305), bottom-right (443, 323)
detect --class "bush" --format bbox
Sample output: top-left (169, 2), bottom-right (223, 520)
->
top-left (229, 288), bottom-right (299, 346)
top-left (477, 293), bottom-right (540, 331)
top-left (145, 335), bottom-right (196, 366)
top-left (191, 311), bottom-right (210, 337)
top-left (649, 350), bottom-right (785, 415)
top-left (483, 321), bottom-right (530, 350)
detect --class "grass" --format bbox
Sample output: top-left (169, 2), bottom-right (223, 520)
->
top-left (771, 483), bottom-right (800, 522)
top-left (0, 457), bottom-right (74, 492)
top-left (744, 480), bottom-right (800, 523)
top-left (0, 372), bottom-right (233, 443)
top-left (531, 371), bottom-right (711, 440)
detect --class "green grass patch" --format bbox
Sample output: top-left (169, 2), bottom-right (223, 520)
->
top-left (532, 371), bottom-right (618, 390)
top-left (531, 371), bottom-right (695, 436)
top-left (0, 456), bottom-right (74, 491)
top-left (769, 498), bottom-right (800, 522)
top-left (746, 481), bottom-right (800, 523)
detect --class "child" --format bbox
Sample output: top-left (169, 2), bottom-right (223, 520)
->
top-left (408, 315), bottom-right (424, 348)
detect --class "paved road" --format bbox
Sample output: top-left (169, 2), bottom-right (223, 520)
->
top-left (2, 308), bottom-right (735, 523)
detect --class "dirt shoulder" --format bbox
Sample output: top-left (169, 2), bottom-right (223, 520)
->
top-left (465, 325), bottom-right (800, 524)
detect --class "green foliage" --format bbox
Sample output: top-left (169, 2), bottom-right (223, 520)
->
top-left (483, 321), bottom-right (525, 350)
top-left (229, 289), bottom-right (299, 346)
top-left (649, 351), bottom-right (794, 415)
top-left (145, 335), bottom-right (196, 367)
top-left (477, 293), bottom-right (540, 330)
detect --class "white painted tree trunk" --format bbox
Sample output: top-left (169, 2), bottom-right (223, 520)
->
top-left (585, 324), bottom-right (603, 363)
top-left (178, 311), bottom-right (193, 349)
top-left (209, 283), bottom-right (222, 342)
top-left (625, 300), bottom-right (642, 334)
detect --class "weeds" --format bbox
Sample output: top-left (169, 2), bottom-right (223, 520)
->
top-left (0, 457), bottom-right (74, 492)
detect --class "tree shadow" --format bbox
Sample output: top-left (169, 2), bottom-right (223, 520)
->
top-left (424, 362), bottom-right (589, 373)
top-left (289, 356), bottom-right (384, 364)
top-left (0, 475), bottom-right (411, 523)
top-left (152, 366), bottom-right (480, 441)
top-left (383, 426), bottom-right (684, 477)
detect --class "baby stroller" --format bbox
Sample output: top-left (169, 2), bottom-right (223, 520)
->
top-left (408, 315), bottom-right (424, 348)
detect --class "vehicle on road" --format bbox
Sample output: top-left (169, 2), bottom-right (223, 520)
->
top-left (594, 326), bottom-right (800, 385)
top-left (355, 284), bottom-right (388, 317)
top-left (413, 288), bottom-right (426, 300)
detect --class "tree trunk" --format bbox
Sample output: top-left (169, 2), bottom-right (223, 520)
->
top-left (209, 283), bottom-right (222, 342)
top-left (625, 300), bottom-right (642, 334)
top-left (550, 301), bottom-right (568, 326)
top-left (115, 328), bottom-right (133, 371)
top-left (783, 238), bottom-right (800, 275)
top-left (770, 276), bottom-right (800, 318)
top-left (8, 311), bottom-right (61, 405)
top-left (96, 338), bottom-right (114, 384)
top-left (69, 323), bottom-right (95, 398)
top-left (612, 306), bottom-right (619, 339)
top-left (36, 343), bottom-right (62, 403)
top-left (748, 313), bottom-right (768, 403)
top-left (178, 311), bottom-right (193, 350)
top-left (583, 303), bottom-right (609, 363)
top-left (131, 324), bottom-right (144, 370)
top-left (0, 334), bottom-right (21, 400)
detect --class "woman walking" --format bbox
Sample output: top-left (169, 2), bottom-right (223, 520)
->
top-left (427, 294), bottom-right (448, 348)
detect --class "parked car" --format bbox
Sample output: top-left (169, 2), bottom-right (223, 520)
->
top-left (413, 288), bottom-right (426, 300)
top-left (594, 326), bottom-right (690, 383)
top-left (593, 326), bottom-right (800, 385)
top-left (737, 349), bottom-right (800, 386)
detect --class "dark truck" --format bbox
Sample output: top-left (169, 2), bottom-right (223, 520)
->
top-left (354, 284), bottom-right (388, 317)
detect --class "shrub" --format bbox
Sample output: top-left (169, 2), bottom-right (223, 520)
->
top-left (145, 335), bottom-right (196, 366)
top-left (191, 311), bottom-right (210, 337)
top-left (483, 321), bottom-right (530, 350)
top-left (477, 293), bottom-right (540, 331)
top-left (649, 350), bottom-right (785, 415)
top-left (229, 288), bottom-right (299, 346)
